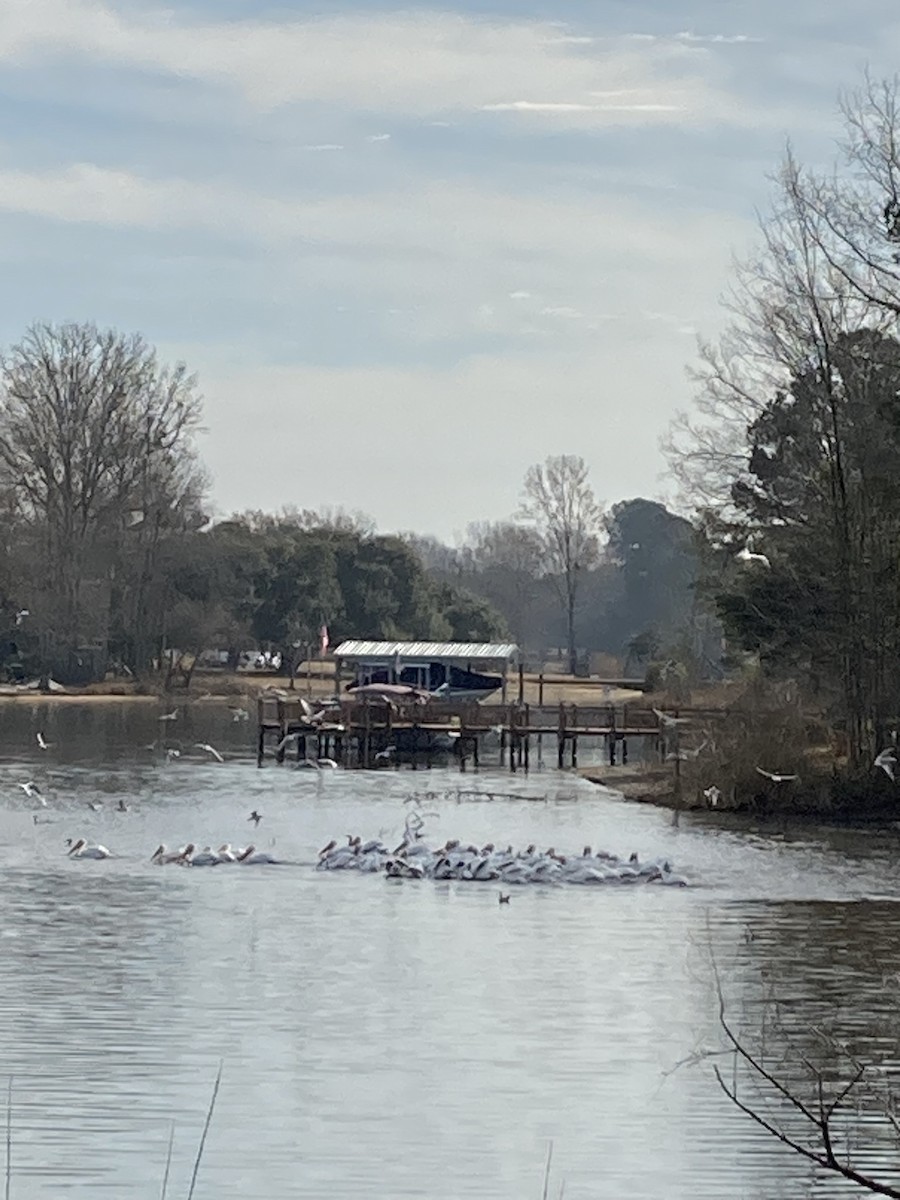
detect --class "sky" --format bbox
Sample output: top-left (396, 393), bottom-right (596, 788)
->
top-left (0, 0), bottom-right (895, 540)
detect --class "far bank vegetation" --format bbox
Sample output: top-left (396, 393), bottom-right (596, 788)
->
top-left (6, 78), bottom-right (900, 817)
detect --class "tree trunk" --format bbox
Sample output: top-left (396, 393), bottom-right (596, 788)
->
top-left (566, 582), bottom-right (577, 675)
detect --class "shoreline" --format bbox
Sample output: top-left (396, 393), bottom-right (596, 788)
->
top-left (579, 764), bottom-right (900, 831)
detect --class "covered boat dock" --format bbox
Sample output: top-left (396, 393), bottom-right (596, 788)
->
top-left (332, 640), bottom-right (520, 702)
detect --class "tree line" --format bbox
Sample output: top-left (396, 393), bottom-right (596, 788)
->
top-left (668, 72), bottom-right (900, 774)
top-left (0, 319), bottom-right (712, 686)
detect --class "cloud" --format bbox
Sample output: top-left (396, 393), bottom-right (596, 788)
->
top-left (0, 1), bottom-right (752, 127)
top-left (674, 32), bottom-right (763, 44)
top-left (366, 133), bottom-right (392, 143)
top-left (302, 144), bottom-right (344, 152)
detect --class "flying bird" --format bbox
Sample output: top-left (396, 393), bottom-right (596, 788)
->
top-left (498, 892), bottom-right (510, 905)
top-left (702, 785), bottom-right (722, 808)
top-left (755, 767), bottom-right (799, 783)
top-left (666, 740), bottom-right (710, 762)
top-left (736, 547), bottom-right (771, 568)
top-left (230, 707), bottom-right (250, 722)
top-left (15, 609), bottom-right (29, 626)
top-left (36, 732), bottom-right (50, 750)
top-left (875, 748), bottom-right (897, 781)
top-left (652, 708), bottom-right (691, 727)
top-left (158, 711), bottom-right (178, 722)
top-left (18, 781), bottom-right (45, 804)
top-left (194, 742), bottom-right (225, 763)
top-left (248, 810), bottom-right (262, 826)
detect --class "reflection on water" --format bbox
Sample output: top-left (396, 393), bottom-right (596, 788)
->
top-left (0, 700), bottom-right (897, 1195)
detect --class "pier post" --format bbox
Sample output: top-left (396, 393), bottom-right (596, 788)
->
top-left (257, 726), bottom-right (265, 767)
top-left (572, 735), bottom-right (578, 768)
top-left (473, 735), bottom-right (480, 770)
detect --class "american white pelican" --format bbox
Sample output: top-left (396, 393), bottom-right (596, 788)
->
top-left (67, 838), bottom-right (110, 860)
top-left (189, 846), bottom-right (221, 867)
top-left (236, 845), bottom-right (278, 864)
top-left (150, 843), bottom-right (187, 865)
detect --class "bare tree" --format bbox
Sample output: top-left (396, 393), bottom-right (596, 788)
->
top-left (0, 322), bottom-right (203, 677)
top-left (702, 959), bottom-right (900, 1197)
top-left (519, 455), bottom-right (602, 674)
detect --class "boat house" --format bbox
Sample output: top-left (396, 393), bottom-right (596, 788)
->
top-left (332, 640), bottom-right (520, 702)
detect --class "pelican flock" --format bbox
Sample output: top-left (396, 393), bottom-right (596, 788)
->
top-left (316, 833), bottom-right (688, 887)
top-left (149, 842), bottom-right (279, 866)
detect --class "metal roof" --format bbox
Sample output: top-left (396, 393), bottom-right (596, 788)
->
top-left (333, 640), bottom-right (519, 663)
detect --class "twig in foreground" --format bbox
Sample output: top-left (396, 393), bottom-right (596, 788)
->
top-left (160, 1121), bottom-right (175, 1200)
top-left (186, 1061), bottom-right (223, 1200)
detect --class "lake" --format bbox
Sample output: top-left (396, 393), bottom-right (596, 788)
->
top-left (0, 698), bottom-right (898, 1198)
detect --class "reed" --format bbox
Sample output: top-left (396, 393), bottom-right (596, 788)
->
top-left (541, 1141), bottom-right (553, 1200)
top-left (159, 1121), bottom-right (175, 1200)
top-left (186, 1060), bottom-right (223, 1200)
top-left (5, 1076), bottom-right (10, 1200)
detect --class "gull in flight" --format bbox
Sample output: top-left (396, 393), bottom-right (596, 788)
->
top-left (158, 711), bottom-right (178, 722)
top-left (703, 785), bottom-right (722, 807)
top-left (875, 748), bottom-right (897, 781)
top-left (653, 708), bottom-right (691, 727)
top-left (275, 732), bottom-right (301, 754)
top-left (248, 810), bottom-right (262, 826)
top-left (736, 547), bottom-right (771, 568)
top-left (194, 742), bottom-right (225, 763)
top-left (18, 781), bottom-right (46, 804)
top-left (15, 609), bottom-right (29, 626)
top-left (755, 767), bottom-right (799, 783)
top-left (666, 740), bottom-right (710, 762)
top-left (36, 732), bottom-right (50, 750)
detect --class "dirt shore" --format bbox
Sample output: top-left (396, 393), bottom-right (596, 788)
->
top-left (578, 764), bottom-right (709, 810)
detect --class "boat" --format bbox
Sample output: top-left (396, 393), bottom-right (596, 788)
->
top-left (350, 661), bottom-right (503, 703)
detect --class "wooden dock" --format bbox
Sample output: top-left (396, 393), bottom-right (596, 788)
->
top-left (256, 693), bottom-right (723, 771)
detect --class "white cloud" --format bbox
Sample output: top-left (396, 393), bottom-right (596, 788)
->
top-left (302, 144), bottom-right (344, 152)
top-left (0, 0), bottom-right (752, 127)
top-left (674, 32), bottom-right (763, 44)
top-left (366, 133), bottom-right (392, 143)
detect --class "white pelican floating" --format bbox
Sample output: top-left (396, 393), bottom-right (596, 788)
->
top-left (150, 843), bottom-right (195, 865)
top-left (236, 845), bottom-right (278, 865)
top-left (188, 846), bottom-right (221, 866)
top-left (67, 838), bottom-right (110, 860)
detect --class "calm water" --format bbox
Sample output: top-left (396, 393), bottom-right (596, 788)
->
top-left (0, 698), bottom-right (898, 1197)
